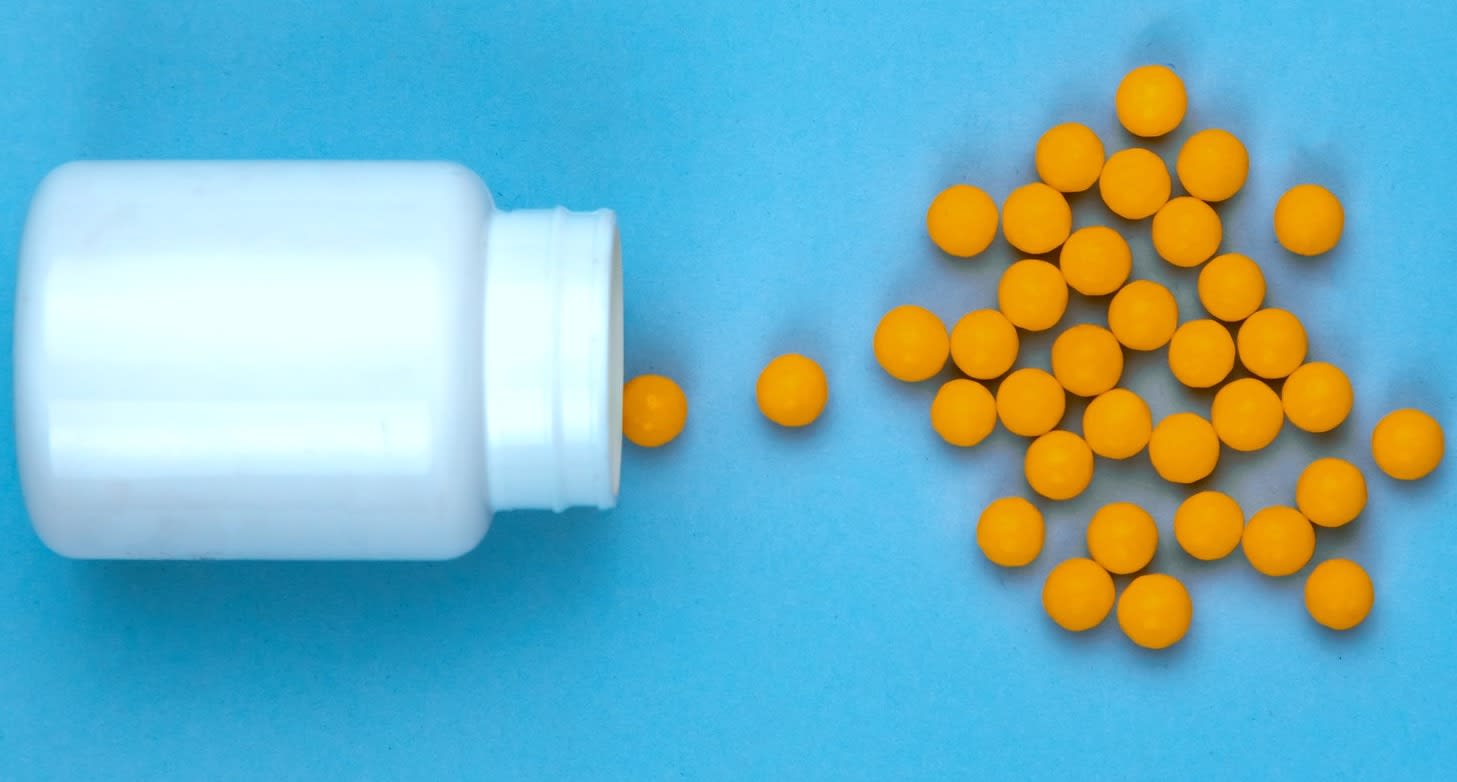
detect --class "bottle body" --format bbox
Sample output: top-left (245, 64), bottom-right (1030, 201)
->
top-left (14, 161), bottom-right (621, 559)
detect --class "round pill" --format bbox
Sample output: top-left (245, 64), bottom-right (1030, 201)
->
top-left (1099, 148), bottom-right (1172, 220)
top-left (1237, 308), bottom-right (1308, 379)
top-left (930, 379), bottom-right (997, 447)
top-left (1116, 65), bottom-right (1187, 138)
top-left (1051, 324), bottom-right (1124, 397)
top-left (1042, 557), bottom-right (1116, 632)
top-left (1117, 573), bottom-right (1192, 650)
top-left (1242, 506), bottom-right (1316, 577)
top-left (1025, 430), bottom-right (1095, 501)
top-left (756, 354), bottom-right (828, 428)
top-left (1002, 183), bottom-right (1073, 255)
top-left (1177, 128), bottom-right (1249, 202)
top-left (1305, 559), bottom-right (1374, 631)
top-left (1152, 196), bottom-right (1222, 268)
top-left (1149, 413), bottom-right (1220, 484)
top-left (1167, 319), bottom-right (1236, 389)
top-left (873, 305), bottom-right (949, 382)
top-left (1036, 122), bottom-right (1106, 193)
top-left (998, 259), bottom-right (1069, 332)
top-left (622, 374), bottom-right (688, 447)
top-left (927, 184), bottom-right (999, 258)
top-left (1108, 280), bottom-right (1178, 351)
top-left (1296, 457), bottom-right (1367, 528)
top-left (949, 309), bottom-right (1019, 380)
top-left (1282, 362), bottom-right (1353, 433)
top-left (1083, 388), bottom-right (1153, 459)
top-left (1197, 253), bottom-right (1266, 322)
top-left (1059, 226), bottom-right (1132, 296)
top-left (997, 368), bottom-right (1066, 437)
top-left (977, 496), bottom-right (1045, 568)
top-left (1087, 502), bottom-right (1159, 575)
top-left (1274, 184), bottom-right (1344, 256)
top-left (1372, 408), bottom-right (1445, 480)
top-left (1174, 491), bottom-right (1244, 561)
top-left (1211, 377), bottom-right (1284, 452)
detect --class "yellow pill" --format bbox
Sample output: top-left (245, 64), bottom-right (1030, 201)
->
top-left (977, 496), bottom-right (1045, 567)
top-left (1242, 506), bottom-right (1315, 577)
top-left (1002, 183), bottom-right (1073, 255)
top-left (930, 379), bottom-right (997, 447)
top-left (1152, 196), bottom-right (1222, 268)
top-left (1082, 388), bottom-right (1152, 459)
top-left (1274, 184), bottom-right (1344, 256)
top-left (996, 368), bottom-right (1066, 438)
top-left (1305, 559), bottom-right (1374, 631)
top-left (756, 354), bottom-right (828, 428)
top-left (1059, 226), bottom-right (1132, 296)
top-left (1296, 457), bottom-right (1367, 528)
top-left (1176, 128), bottom-right (1249, 202)
top-left (1108, 280), bottom-right (1178, 351)
top-left (927, 184), bottom-right (999, 258)
top-left (1236, 308), bottom-right (1307, 379)
top-left (1036, 122), bottom-right (1106, 193)
top-left (1174, 491), bottom-right (1244, 561)
top-left (998, 259), bottom-right (1069, 332)
top-left (1211, 377), bottom-right (1283, 452)
top-left (1099, 148), bottom-right (1172, 220)
top-left (622, 374), bottom-right (688, 447)
top-left (1087, 502), bottom-right (1159, 575)
top-left (1282, 362), bottom-right (1353, 433)
top-left (1117, 573), bottom-right (1192, 650)
top-left (1149, 413), bottom-right (1220, 484)
top-left (1051, 324), bottom-right (1124, 397)
top-left (1372, 408), bottom-right (1445, 480)
top-left (1042, 557), bottom-right (1116, 632)
top-left (1025, 430), bottom-right (1094, 501)
top-left (949, 309), bottom-right (1019, 380)
top-left (873, 305), bottom-right (949, 382)
top-left (1167, 319), bottom-right (1235, 389)
top-left (1116, 64), bottom-right (1187, 138)
top-left (1197, 253), bottom-right (1266, 322)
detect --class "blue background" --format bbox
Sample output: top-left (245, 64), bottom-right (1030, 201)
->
top-left (3, 1), bottom-right (1455, 779)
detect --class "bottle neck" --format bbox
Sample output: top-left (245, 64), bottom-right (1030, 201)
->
top-left (481, 207), bottom-right (622, 513)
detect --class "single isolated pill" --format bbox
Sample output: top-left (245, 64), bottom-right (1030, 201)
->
top-left (756, 354), bottom-right (829, 428)
top-left (1051, 324), bottom-right (1124, 397)
top-left (1174, 490), bottom-right (1244, 561)
top-left (1115, 64), bottom-right (1188, 138)
top-left (1167, 319), bottom-right (1236, 389)
top-left (1282, 361), bottom-right (1353, 433)
top-left (949, 309), bottom-right (1020, 380)
top-left (873, 305), bottom-right (949, 382)
top-left (1198, 253), bottom-right (1266, 322)
top-left (1083, 388), bottom-right (1153, 459)
top-left (1296, 457), bottom-right (1367, 528)
top-left (1242, 506), bottom-right (1316, 577)
top-left (1211, 377), bottom-right (1284, 452)
top-left (1036, 122), bottom-right (1107, 193)
top-left (999, 259), bottom-right (1069, 332)
top-left (1274, 184), bottom-right (1344, 256)
top-left (1108, 280), bottom-right (1179, 351)
top-left (930, 378), bottom-right (997, 447)
top-left (1152, 196), bottom-right (1222, 268)
top-left (1087, 502), bottom-right (1159, 575)
top-left (1042, 557), bottom-right (1116, 632)
top-left (1177, 129), bottom-right (1249, 202)
top-left (1149, 412), bottom-right (1220, 484)
top-left (1237, 308), bottom-right (1308, 379)
top-left (1025, 430), bottom-right (1095, 501)
top-left (622, 374), bottom-right (688, 447)
top-left (1002, 182), bottom-right (1073, 255)
top-left (1099, 148), bottom-right (1172, 220)
top-left (1371, 408), bottom-right (1445, 480)
top-left (997, 367), bottom-right (1067, 437)
top-left (1117, 573), bottom-right (1193, 650)
top-left (1305, 559), bottom-right (1375, 631)
top-left (977, 496), bottom-right (1045, 568)
top-left (1059, 226), bottom-right (1132, 296)
top-left (927, 184), bottom-right (999, 258)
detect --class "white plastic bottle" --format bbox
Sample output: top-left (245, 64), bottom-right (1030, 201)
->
top-left (13, 161), bottom-right (622, 560)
